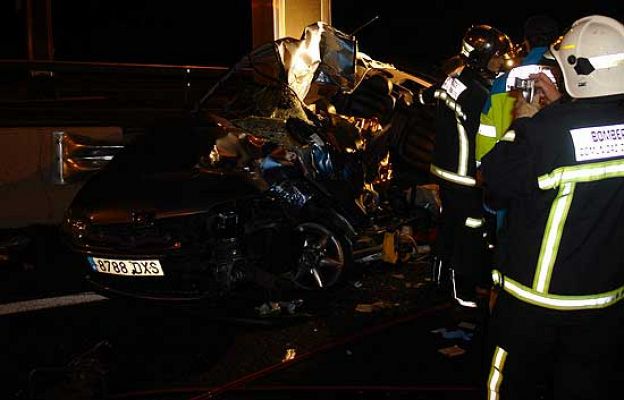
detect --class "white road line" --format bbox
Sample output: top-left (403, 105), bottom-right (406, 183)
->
top-left (0, 292), bottom-right (109, 316)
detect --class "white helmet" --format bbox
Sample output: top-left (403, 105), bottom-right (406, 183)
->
top-left (551, 15), bottom-right (624, 98)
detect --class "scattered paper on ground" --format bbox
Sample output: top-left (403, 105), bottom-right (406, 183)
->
top-left (458, 321), bottom-right (476, 331)
top-left (355, 301), bottom-right (392, 313)
top-left (282, 348), bottom-right (296, 362)
top-left (438, 345), bottom-right (466, 358)
top-left (431, 327), bottom-right (473, 341)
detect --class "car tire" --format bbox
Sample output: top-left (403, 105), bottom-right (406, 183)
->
top-left (289, 221), bottom-right (351, 291)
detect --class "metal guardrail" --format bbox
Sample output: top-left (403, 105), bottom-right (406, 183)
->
top-left (0, 59), bottom-right (228, 75)
top-left (0, 59), bottom-right (228, 104)
top-left (0, 59), bottom-right (231, 126)
top-left (52, 131), bottom-right (124, 185)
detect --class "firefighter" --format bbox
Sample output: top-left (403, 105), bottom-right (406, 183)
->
top-left (420, 25), bottom-right (514, 307)
top-left (481, 15), bottom-right (624, 399)
top-left (477, 15), bottom-right (560, 241)
top-left (477, 14), bottom-right (560, 162)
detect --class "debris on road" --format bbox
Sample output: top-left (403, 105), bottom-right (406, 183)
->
top-left (355, 300), bottom-right (392, 313)
top-left (458, 321), bottom-right (477, 331)
top-left (255, 299), bottom-right (304, 316)
top-left (431, 328), bottom-right (473, 341)
top-left (255, 302), bottom-right (281, 316)
top-left (437, 345), bottom-right (466, 358)
top-left (282, 348), bottom-right (296, 362)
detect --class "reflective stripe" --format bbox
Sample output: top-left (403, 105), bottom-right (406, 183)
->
top-left (461, 40), bottom-right (474, 58)
top-left (418, 91), bottom-right (426, 105)
top-left (478, 123), bottom-right (497, 138)
top-left (454, 121), bottom-right (467, 175)
top-left (533, 182), bottom-right (575, 292)
top-left (430, 164), bottom-right (476, 186)
top-left (500, 130), bottom-right (516, 142)
top-left (491, 270), bottom-right (503, 285)
top-left (538, 159), bottom-right (624, 190)
top-left (450, 269), bottom-right (477, 308)
top-left (465, 217), bottom-right (484, 228)
top-left (528, 160), bottom-right (624, 302)
top-left (589, 52), bottom-right (624, 70)
top-left (487, 346), bottom-right (508, 400)
top-left (433, 89), bottom-right (469, 176)
top-left (433, 89), bottom-right (466, 120)
top-left (492, 270), bottom-right (624, 310)
top-left (457, 119), bottom-right (469, 176)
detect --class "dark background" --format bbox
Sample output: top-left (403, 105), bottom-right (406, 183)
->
top-left (334, 0), bottom-right (624, 74)
top-left (1, 0), bottom-right (624, 75)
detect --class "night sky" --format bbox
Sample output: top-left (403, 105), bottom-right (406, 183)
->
top-left (1, 0), bottom-right (624, 76)
top-left (333, 0), bottom-right (624, 75)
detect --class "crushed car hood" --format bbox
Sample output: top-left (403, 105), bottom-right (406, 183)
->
top-left (71, 169), bottom-right (261, 224)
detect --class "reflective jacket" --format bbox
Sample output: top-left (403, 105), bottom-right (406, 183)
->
top-left (482, 96), bottom-right (624, 311)
top-left (420, 67), bottom-right (490, 187)
top-left (476, 47), bottom-right (550, 162)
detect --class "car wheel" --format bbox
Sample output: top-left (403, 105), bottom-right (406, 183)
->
top-left (290, 222), bottom-right (348, 290)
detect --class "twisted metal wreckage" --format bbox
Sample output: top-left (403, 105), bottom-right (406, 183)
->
top-left (63, 22), bottom-right (440, 300)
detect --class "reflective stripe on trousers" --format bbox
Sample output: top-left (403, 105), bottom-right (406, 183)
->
top-left (465, 217), bottom-right (484, 228)
top-left (487, 346), bottom-right (508, 400)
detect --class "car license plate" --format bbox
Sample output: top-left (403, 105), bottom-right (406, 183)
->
top-left (88, 257), bottom-right (164, 276)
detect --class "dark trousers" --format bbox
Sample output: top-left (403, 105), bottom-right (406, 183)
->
top-left (436, 183), bottom-right (488, 292)
top-left (486, 293), bottom-right (624, 399)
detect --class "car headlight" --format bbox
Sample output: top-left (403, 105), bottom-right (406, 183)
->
top-left (63, 210), bottom-right (89, 240)
top-left (69, 220), bottom-right (88, 238)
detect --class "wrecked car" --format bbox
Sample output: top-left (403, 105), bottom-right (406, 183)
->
top-left (62, 22), bottom-right (438, 301)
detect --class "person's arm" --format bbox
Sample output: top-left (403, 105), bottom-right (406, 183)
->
top-left (417, 81), bottom-right (442, 106)
top-left (481, 117), bottom-right (538, 202)
top-left (510, 72), bottom-right (561, 117)
top-left (483, 68), bottom-right (564, 200)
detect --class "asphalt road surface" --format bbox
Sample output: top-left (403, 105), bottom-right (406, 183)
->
top-left (1, 247), bottom-right (487, 400)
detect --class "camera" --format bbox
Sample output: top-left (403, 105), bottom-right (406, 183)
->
top-left (513, 77), bottom-right (535, 103)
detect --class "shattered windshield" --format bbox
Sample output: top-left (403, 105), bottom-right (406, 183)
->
top-left (197, 22), bottom-right (358, 145)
